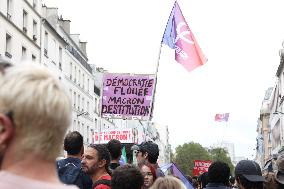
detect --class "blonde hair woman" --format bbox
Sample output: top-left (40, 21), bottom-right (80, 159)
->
top-left (149, 176), bottom-right (187, 189)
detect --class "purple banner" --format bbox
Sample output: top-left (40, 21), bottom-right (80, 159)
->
top-left (101, 73), bottom-right (156, 120)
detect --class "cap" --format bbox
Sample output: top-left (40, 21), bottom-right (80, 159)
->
top-left (275, 154), bottom-right (284, 184)
top-left (235, 160), bottom-right (265, 182)
top-left (138, 141), bottom-right (159, 157)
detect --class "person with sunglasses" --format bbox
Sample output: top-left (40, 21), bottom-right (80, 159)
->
top-left (0, 60), bottom-right (77, 189)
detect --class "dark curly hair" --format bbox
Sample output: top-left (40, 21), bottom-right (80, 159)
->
top-left (207, 161), bottom-right (230, 186)
top-left (64, 131), bottom-right (83, 155)
top-left (198, 172), bottom-right (208, 189)
top-left (89, 144), bottom-right (111, 175)
top-left (107, 139), bottom-right (122, 160)
top-left (111, 164), bottom-right (144, 189)
top-left (236, 174), bottom-right (263, 189)
top-left (139, 141), bottom-right (159, 164)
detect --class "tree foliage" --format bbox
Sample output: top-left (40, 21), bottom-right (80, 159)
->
top-left (209, 147), bottom-right (234, 173)
top-left (174, 142), bottom-right (210, 175)
top-left (174, 142), bottom-right (235, 176)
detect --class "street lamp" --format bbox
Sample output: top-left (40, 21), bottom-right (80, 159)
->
top-left (77, 111), bottom-right (89, 117)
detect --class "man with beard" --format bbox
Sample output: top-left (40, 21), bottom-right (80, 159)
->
top-left (57, 131), bottom-right (92, 189)
top-left (81, 144), bottom-right (111, 189)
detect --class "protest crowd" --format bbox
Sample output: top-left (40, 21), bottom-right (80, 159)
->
top-left (1, 60), bottom-right (284, 189)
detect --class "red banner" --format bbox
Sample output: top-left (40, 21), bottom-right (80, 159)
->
top-left (192, 160), bottom-right (212, 176)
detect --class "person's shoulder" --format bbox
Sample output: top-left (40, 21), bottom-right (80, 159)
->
top-left (93, 176), bottom-right (111, 189)
top-left (101, 175), bottom-right (111, 180)
top-left (59, 185), bottom-right (80, 189)
top-left (94, 184), bottom-right (111, 189)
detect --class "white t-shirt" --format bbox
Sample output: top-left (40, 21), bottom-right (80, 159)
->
top-left (0, 171), bottom-right (79, 189)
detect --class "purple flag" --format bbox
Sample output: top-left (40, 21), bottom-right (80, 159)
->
top-left (162, 1), bottom-right (207, 72)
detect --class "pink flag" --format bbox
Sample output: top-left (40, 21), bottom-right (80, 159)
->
top-left (162, 2), bottom-right (207, 72)
top-left (215, 113), bottom-right (230, 122)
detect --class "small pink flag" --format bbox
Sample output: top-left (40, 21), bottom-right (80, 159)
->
top-left (215, 113), bottom-right (230, 122)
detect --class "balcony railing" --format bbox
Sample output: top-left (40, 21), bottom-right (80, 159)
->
top-left (33, 35), bottom-right (37, 41)
top-left (23, 27), bottom-right (27, 33)
top-left (6, 13), bottom-right (11, 20)
top-left (66, 45), bottom-right (92, 74)
top-left (44, 49), bottom-right (47, 55)
top-left (5, 52), bottom-right (12, 59)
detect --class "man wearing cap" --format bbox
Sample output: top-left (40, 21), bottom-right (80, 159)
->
top-left (136, 141), bottom-right (164, 177)
top-left (235, 160), bottom-right (264, 189)
top-left (274, 154), bottom-right (284, 187)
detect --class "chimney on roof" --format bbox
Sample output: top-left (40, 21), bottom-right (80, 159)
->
top-left (58, 17), bottom-right (71, 34)
top-left (80, 41), bottom-right (87, 56)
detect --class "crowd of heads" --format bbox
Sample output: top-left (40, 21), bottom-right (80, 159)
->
top-left (4, 59), bottom-right (284, 189)
top-left (0, 58), bottom-right (75, 188)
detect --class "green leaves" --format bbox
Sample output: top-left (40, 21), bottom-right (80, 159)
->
top-left (174, 142), bottom-right (234, 176)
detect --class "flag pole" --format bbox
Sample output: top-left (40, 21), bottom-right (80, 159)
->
top-left (150, 44), bottom-right (163, 120)
top-left (155, 44), bottom-right (163, 74)
top-left (150, 2), bottom-right (176, 119)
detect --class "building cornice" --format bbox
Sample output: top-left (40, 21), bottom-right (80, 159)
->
top-left (0, 12), bottom-right (40, 49)
top-left (42, 19), bottom-right (68, 46)
top-left (24, 0), bottom-right (41, 18)
top-left (58, 25), bottom-right (88, 61)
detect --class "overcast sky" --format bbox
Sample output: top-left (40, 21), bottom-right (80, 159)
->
top-left (43, 0), bottom-right (284, 159)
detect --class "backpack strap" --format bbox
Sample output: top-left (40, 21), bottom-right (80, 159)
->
top-left (92, 179), bottom-right (111, 188)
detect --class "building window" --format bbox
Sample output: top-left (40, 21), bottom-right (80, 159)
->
top-left (73, 120), bottom-right (76, 131)
top-left (78, 94), bottom-right (80, 111)
top-left (33, 0), bottom-right (37, 8)
top-left (87, 79), bottom-right (89, 92)
top-left (21, 46), bottom-right (27, 60)
top-left (82, 74), bottom-right (85, 89)
top-left (32, 54), bottom-right (36, 62)
top-left (5, 33), bottom-right (12, 58)
top-left (95, 118), bottom-right (97, 130)
top-left (7, 0), bottom-right (12, 20)
top-left (95, 98), bottom-right (98, 113)
top-left (51, 39), bottom-right (56, 63)
top-left (44, 31), bottom-right (48, 56)
top-left (82, 123), bottom-right (85, 140)
top-left (82, 98), bottom-right (85, 112)
top-left (73, 92), bottom-right (76, 109)
top-left (77, 121), bottom-right (80, 132)
top-left (87, 101), bottom-right (89, 113)
top-left (23, 10), bottom-right (27, 33)
top-left (74, 66), bottom-right (77, 82)
top-left (79, 70), bottom-right (81, 86)
top-left (33, 20), bottom-right (37, 41)
top-left (70, 62), bottom-right (72, 80)
top-left (87, 126), bottom-right (89, 143)
top-left (59, 47), bottom-right (62, 70)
